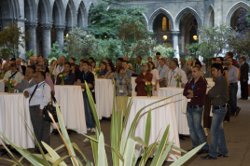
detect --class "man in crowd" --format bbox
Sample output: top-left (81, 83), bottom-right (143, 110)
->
top-left (157, 57), bottom-right (168, 87)
top-left (15, 66), bottom-right (36, 92)
top-left (226, 57), bottom-right (240, 116)
top-left (154, 52), bottom-right (161, 68)
top-left (24, 70), bottom-right (51, 152)
top-left (3, 63), bottom-right (24, 86)
top-left (52, 55), bottom-right (66, 82)
top-left (75, 60), bottom-right (95, 132)
top-left (239, 56), bottom-right (249, 100)
top-left (183, 66), bottom-right (209, 154)
top-left (134, 55), bottom-right (142, 75)
top-left (16, 57), bottom-right (26, 75)
top-left (202, 63), bottom-right (229, 160)
top-left (121, 59), bottom-right (134, 77)
top-left (167, 59), bottom-right (187, 87)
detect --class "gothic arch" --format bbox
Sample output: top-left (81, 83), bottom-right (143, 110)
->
top-left (77, 1), bottom-right (87, 28)
top-left (148, 7), bottom-right (174, 32)
top-left (65, 0), bottom-right (77, 29)
top-left (52, 0), bottom-right (65, 26)
top-left (207, 5), bottom-right (215, 27)
top-left (37, 0), bottom-right (52, 24)
top-left (226, 1), bottom-right (250, 25)
top-left (175, 7), bottom-right (202, 31)
top-left (24, 0), bottom-right (36, 23)
top-left (0, 0), bottom-right (20, 25)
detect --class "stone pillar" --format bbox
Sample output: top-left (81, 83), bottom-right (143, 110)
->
top-left (172, 31), bottom-right (180, 59)
top-left (26, 22), bottom-right (37, 54)
top-left (55, 25), bottom-right (65, 50)
top-left (17, 19), bottom-right (26, 59)
top-left (42, 24), bottom-right (52, 57)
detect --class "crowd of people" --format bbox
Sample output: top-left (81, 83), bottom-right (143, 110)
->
top-left (0, 51), bottom-right (249, 157)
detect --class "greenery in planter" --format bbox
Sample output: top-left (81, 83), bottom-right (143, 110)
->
top-left (153, 45), bottom-right (175, 58)
top-left (0, 83), bottom-right (204, 165)
top-left (48, 42), bottom-right (68, 60)
top-left (0, 24), bottom-right (23, 59)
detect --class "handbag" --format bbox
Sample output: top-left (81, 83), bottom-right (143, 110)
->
top-left (43, 95), bottom-right (58, 123)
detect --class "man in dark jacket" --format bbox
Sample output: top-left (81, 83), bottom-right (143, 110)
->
top-left (202, 64), bottom-right (229, 160)
top-left (239, 56), bottom-right (249, 100)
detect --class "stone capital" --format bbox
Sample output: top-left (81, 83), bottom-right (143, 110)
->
top-left (54, 25), bottom-right (65, 31)
top-left (26, 22), bottom-right (37, 29)
top-left (41, 23), bottom-right (52, 30)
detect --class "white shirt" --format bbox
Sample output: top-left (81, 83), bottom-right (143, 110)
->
top-left (52, 64), bottom-right (64, 84)
top-left (157, 65), bottom-right (169, 79)
top-left (3, 70), bottom-right (24, 85)
top-left (151, 68), bottom-right (160, 96)
top-left (25, 81), bottom-right (51, 109)
top-left (52, 64), bottom-right (64, 77)
top-left (167, 67), bottom-right (188, 87)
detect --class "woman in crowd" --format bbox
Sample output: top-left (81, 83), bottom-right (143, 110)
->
top-left (148, 61), bottom-right (160, 96)
top-left (135, 63), bottom-right (153, 96)
top-left (56, 62), bottom-right (75, 85)
top-left (98, 61), bottom-right (108, 78)
top-left (49, 59), bottom-right (57, 74)
top-left (104, 62), bottom-right (115, 79)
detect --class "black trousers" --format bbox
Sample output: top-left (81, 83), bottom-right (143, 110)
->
top-left (240, 80), bottom-right (249, 99)
top-left (29, 105), bottom-right (50, 148)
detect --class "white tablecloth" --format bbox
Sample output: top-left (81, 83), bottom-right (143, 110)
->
top-left (0, 80), bottom-right (4, 92)
top-left (95, 79), bottom-right (114, 119)
top-left (54, 85), bottom-right (87, 134)
top-left (158, 88), bottom-right (190, 135)
top-left (0, 93), bottom-right (34, 148)
top-left (126, 97), bottom-right (180, 149)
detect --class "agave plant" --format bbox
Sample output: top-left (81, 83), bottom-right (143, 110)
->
top-left (0, 82), bottom-right (204, 165)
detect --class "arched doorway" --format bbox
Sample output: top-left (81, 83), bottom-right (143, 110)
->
top-left (230, 8), bottom-right (249, 34)
top-left (52, 0), bottom-right (65, 49)
top-left (65, 0), bottom-right (76, 33)
top-left (153, 13), bottom-right (172, 45)
top-left (0, 0), bottom-right (19, 27)
top-left (24, 0), bottom-right (36, 53)
top-left (179, 14), bottom-right (198, 54)
top-left (208, 6), bottom-right (215, 27)
top-left (77, 2), bottom-right (87, 29)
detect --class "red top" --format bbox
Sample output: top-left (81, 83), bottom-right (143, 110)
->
top-left (135, 72), bottom-right (153, 96)
top-left (183, 77), bottom-right (207, 106)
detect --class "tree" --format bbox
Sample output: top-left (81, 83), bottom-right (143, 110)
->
top-left (192, 25), bottom-right (235, 59)
top-left (0, 24), bottom-right (23, 59)
top-left (88, 3), bottom-right (151, 58)
top-left (48, 42), bottom-right (67, 60)
top-left (65, 28), bottom-right (97, 61)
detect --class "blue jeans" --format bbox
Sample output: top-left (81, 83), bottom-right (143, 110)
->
top-left (229, 83), bottom-right (238, 115)
top-left (83, 92), bottom-right (95, 128)
top-left (209, 107), bottom-right (228, 158)
top-left (187, 106), bottom-right (208, 150)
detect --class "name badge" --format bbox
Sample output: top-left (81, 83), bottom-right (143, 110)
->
top-left (119, 89), bottom-right (124, 93)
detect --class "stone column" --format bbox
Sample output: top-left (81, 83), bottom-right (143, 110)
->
top-left (172, 31), bottom-right (180, 59)
top-left (42, 24), bottom-right (52, 57)
top-left (55, 25), bottom-right (65, 50)
top-left (26, 22), bottom-right (37, 54)
top-left (16, 19), bottom-right (26, 59)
